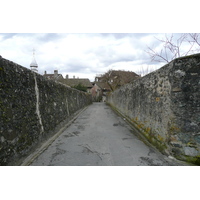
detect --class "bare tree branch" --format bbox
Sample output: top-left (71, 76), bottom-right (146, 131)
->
top-left (145, 46), bottom-right (170, 63)
top-left (189, 33), bottom-right (200, 46)
top-left (145, 33), bottom-right (200, 64)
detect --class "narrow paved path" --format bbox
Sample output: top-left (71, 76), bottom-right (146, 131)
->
top-left (30, 103), bottom-right (187, 166)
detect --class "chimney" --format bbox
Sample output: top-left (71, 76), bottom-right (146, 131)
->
top-left (54, 70), bottom-right (58, 78)
top-left (54, 70), bottom-right (58, 75)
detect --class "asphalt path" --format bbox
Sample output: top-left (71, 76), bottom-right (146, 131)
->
top-left (29, 102), bottom-right (188, 166)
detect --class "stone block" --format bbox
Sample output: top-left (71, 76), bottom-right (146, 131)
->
top-left (184, 147), bottom-right (199, 157)
top-left (194, 134), bottom-right (200, 143)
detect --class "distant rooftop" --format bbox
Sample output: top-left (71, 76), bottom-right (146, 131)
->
top-left (61, 78), bottom-right (93, 88)
top-left (43, 70), bottom-right (63, 80)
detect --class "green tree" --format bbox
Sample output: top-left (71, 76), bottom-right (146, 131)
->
top-left (72, 83), bottom-right (87, 92)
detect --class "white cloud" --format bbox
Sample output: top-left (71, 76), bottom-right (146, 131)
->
top-left (1, 33), bottom-right (195, 81)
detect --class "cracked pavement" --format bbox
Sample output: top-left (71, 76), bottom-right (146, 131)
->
top-left (30, 102), bottom-right (188, 166)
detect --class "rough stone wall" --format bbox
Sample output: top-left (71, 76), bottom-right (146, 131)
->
top-left (0, 56), bottom-right (92, 165)
top-left (107, 54), bottom-right (200, 164)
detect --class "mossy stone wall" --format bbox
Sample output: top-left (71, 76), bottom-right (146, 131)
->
top-left (0, 56), bottom-right (92, 165)
top-left (107, 53), bottom-right (200, 164)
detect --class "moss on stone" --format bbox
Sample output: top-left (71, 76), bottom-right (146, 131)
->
top-left (175, 155), bottom-right (200, 166)
top-left (107, 102), bottom-right (168, 154)
top-left (0, 56), bottom-right (92, 165)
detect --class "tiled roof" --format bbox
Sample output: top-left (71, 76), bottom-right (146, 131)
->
top-left (98, 70), bottom-right (140, 84)
top-left (43, 73), bottom-right (63, 80)
top-left (94, 82), bottom-right (111, 90)
top-left (94, 70), bottom-right (140, 91)
top-left (61, 78), bottom-right (93, 88)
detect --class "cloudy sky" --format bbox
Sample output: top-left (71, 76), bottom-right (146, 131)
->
top-left (0, 1), bottom-right (198, 81)
top-left (0, 33), bottom-right (176, 81)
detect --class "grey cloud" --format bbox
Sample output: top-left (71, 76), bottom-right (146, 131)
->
top-left (100, 33), bottom-right (132, 39)
top-left (88, 42), bottom-right (138, 66)
top-left (0, 33), bottom-right (67, 44)
top-left (0, 33), bottom-right (38, 40)
top-left (36, 33), bottom-right (66, 42)
top-left (0, 33), bottom-right (17, 39)
top-left (0, 33), bottom-right (31, 40)
top-left (100, 33), bottom-right (154, 39)
top-left (101, 54), bottom-right (134, 67)
top-left (65, 58), bottom-right (91, 72)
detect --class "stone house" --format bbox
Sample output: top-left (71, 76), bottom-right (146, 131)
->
top-left (91, 82), bottom-right (111, 102)
top-left (91, 70), bottom-right (140, 101)
top-left (43, 70), bottom-right (64, 81)
top-left (60, 75), bottom-right (93, 93)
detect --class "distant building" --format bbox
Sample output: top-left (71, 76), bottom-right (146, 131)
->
top-left (95, 70), bottom-right (140, 86)
top-left (30, 50), bottom-right (38, 73)
top-left (91, 70), bottom-right (140, 101)
top-left (43, 70), bottom-right (64, 81)
top-left (60, 75), bottom-right (93, 93)
top-left (91, 82), bottom-right (110, 102)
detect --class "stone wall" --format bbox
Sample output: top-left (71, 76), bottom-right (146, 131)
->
top-left (0, 56), bottom-right (92, 165)
top-left (107, 53), bottom-right (200, 164)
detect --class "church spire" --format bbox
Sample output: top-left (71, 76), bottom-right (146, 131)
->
top-left (30, 49), bottom-right (38, 73)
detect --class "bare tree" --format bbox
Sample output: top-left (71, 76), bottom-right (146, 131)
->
top-left (145, 33), bottom-right (200, 63)
top-left (188, 33), bottom-right (200, 49)
top-left (136, 65), bottom-right (158, 77)
top-left (100, 69), bottom-right (121, 91)
top-left (99, 69), bottom-right (139, 91)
